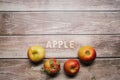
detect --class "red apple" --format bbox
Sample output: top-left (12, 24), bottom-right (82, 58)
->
top-left (78, 46), bottom-right (96, 64)
top-left (44, 59), bottom-right (60, 75)
top-left (27, 45), bottom-right (45, 63)
top-left (64, 59), bottom-right (80, 76)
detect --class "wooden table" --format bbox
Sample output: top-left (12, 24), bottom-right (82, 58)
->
top-left (0, 0), bottom-right (120, 80)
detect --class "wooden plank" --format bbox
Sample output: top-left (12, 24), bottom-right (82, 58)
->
top-left (0, 12), bottom-right (120, 34)
top-left (0, 35), bottom-right (119, 58)
top-left (0, 59), bottom-right (120, 80)
top-left (0, 0), bottom-right (120, 11)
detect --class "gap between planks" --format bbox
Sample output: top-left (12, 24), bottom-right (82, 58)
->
top-left (0, 57), bottom-right (120, 59)
top-left (0, 34), bottom-right (120, 36)
top-left (0, 10), bottom-right (120, 12)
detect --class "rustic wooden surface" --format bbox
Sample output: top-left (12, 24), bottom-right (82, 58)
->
top-left (0, 0), bottom-right (120, 80)
top-left (0, 12), bottom-right (120, 34)
top-left (0, 35), bottom-right (120, 58)
top-left (0, 0), bottom-right (120, 11)
top-left (0, 59), bottom-right (120, 80)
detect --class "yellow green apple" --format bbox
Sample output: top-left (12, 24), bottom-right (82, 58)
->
top-left (27, 45), bottom-right (45, 63)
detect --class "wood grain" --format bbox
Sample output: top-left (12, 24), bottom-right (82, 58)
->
top-left (0, 0), bottom-right (120, 80)
top-left (0, 35), bottom-right (119, 58)
top-left (0, 59), bottom-right (120, 80)
top-left (0, 12), bottom-right (120, 34)
top-left (0, 0), bottom-right (120, 11)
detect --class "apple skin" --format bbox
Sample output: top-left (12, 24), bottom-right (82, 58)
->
top-left (27, 46), bottom-right (45, 63)
top-left (64, 59), bottom-right (80, 76)
top-left (44, 59), bottom-right (60, 75)
top-left (78, 46), bottom-right (96, 64)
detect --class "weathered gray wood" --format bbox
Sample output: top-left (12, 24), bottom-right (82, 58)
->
top-left (0, 12), bottom-right (120, 34)
top-left (0, 35), bottom-right (119, 58)
top-left (0, 0), bottom-right (120, 11)
top-left (0, 59), bottom-right (120, 80)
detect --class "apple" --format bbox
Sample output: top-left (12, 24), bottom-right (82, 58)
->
top-left (64, 59), bottom-right (80, 76)
top-left (44, 59), bottom-right (60, 75)
top-left (78, 46), bottom-right (96, 64)
top-left (27, 45), bottom-right (45, 63)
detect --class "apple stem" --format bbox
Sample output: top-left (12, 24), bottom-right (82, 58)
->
top-left (33, 51), bottom-right (38, 54)
top-left (71, 66), bottom-right (75, 69)
top-left (85, 51), bottom-right (90, 55)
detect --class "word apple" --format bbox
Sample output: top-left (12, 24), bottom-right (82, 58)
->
top-left (64, 59), bottom-right (80, 76)
top-left (46, 40), bottom-right (75, 49)
top-left (27, 45), bottom-right (45, 63)
top-left (78, 46), bottom-right (96, 64)
top-left (44, 59), bottom-right (60, 75)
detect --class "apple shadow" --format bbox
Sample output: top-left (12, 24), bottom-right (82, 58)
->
top-left (63, 70), bottom-right (79, 78)
top-left (79, 59), bottom-right (95, 67)
top-left (28, 59), bottom-right (45, 66)
top-left (46, 73), bottom-right (60, 78)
